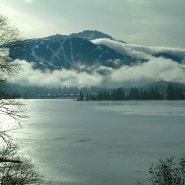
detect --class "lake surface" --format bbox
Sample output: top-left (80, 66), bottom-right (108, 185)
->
top-left (12, 100), bottom-right (185, 185)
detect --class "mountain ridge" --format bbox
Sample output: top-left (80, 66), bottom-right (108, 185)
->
top-left (5, 30), bottom-right (185, 87)
top-left (8, 30), bottom-right (144, 71)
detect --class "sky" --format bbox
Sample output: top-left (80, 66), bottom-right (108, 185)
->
top-left (0, 0), bottom-right (185, 48)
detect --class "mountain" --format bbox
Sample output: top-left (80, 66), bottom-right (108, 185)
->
top-left (5, 30), bottom-right (185, 88)
top-left (8, 30), bottom-right (185, 72)
top-left (153, 52), bottom-right (182, 63)
top-left (44, 30), bottom-right (115, 41)
top-left (8, 30), bottom-right (144, 71)
top-left (69, 30), bottom-right (114, 40)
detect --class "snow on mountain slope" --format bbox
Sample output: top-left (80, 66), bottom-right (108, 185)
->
top-left (8, 31), bottom-right (144, 70)
top-left (5, 30), bottom-right (185, 87)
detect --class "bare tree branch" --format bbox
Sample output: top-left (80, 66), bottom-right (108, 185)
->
top-left (0, 158), bottom-right (22, 164)
top-left (0, 15), bottom-right (45, 184)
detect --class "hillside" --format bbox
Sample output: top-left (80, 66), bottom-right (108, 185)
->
top-left (4, 30), bottom-right (185, 87)
top-left (8, 30), bottom-right (144, 71)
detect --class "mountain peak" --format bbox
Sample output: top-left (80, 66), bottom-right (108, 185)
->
top-left (44, 34), bottom-right (68, 40)
top-left (69, 30), bottom-right (114, 40)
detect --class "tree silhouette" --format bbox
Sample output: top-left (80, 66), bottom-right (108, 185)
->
top-left (0, 15), bottom-right (44, 184)
top-left (166, 82), bottom-right (175, 100)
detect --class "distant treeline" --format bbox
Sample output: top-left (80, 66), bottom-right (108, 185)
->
top-left (5, 84), bottom-right (100, 99)
top-left (2, 82), bottom-right (185, 100)
top-left (78, 82), bottom-right (185, 101)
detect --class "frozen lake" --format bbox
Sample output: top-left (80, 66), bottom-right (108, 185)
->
top-left (12, 100), bottom-right (185, 185)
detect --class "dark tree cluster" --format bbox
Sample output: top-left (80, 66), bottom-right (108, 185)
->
top-left (9, 84), bottom-right (102, 99)
top-left (83, 86), bottom-right (163, 101)
top-left (78, 83), bottom-right (185, 101)
top-left (166, 82), bottom-right (185, 100)
top-left (127, 86), bottom-right (163, 100)
top-left (97, 88), bottom-right (125, 101)
top-left (83, 88), bottom-right (125, 101)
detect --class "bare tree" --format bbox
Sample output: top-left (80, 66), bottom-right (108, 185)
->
top-left (0, 15), bottom-right (21, 76)
top-left (0, 15), bottom-right (44, 184)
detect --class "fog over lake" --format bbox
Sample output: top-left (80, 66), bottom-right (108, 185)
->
top-left (12, 100), bottom-right (185, 185)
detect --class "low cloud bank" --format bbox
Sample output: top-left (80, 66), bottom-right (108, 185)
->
top-left (9, 57), bottom-right (185, 87)
top-left (109, 57), bottom-right (185, 86)
top-left (9, 60), bottom-right (103, 87)
top-left (93, 38), bottom-right (185, 62)
top-left (92, 39), bottom-right (149, 59)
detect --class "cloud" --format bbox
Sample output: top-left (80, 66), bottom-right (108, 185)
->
top-left (8, 56), bottom-right (185, 88)
top-left (92, 39), bottom-right (185, 86)
top-left (9, 60), bottom-right (103, 87)
top-left (126, 44), bottom-right (185, 58)
top-left (92, 39), bottom-right (149, 59)
top-left (109, 57), bottom-right (185, 86)
top-left (92, 38), bottom-right (185, 63)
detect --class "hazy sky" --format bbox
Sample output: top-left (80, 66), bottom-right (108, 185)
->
top-left (0, 0), bottom-right (185, 47)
